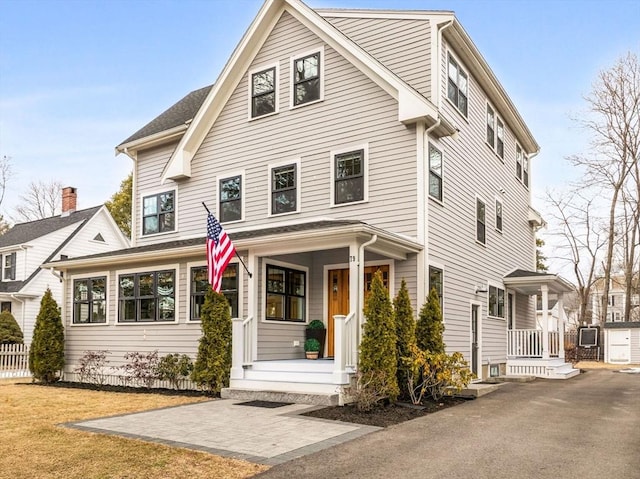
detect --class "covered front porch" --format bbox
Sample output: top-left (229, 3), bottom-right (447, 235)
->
top-left (503, 270), bottom-right (579, 379)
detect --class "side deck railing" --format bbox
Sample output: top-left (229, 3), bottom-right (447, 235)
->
top-left (508, 330), bottom-right (560, 358)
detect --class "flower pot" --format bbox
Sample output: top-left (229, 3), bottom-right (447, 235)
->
top-left (305, 328), bottom-right (326, 359)
top-left (305, 351), bottom-right (319, 360)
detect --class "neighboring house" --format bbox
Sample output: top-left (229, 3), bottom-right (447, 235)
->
top-left (0, 187), bottom-right (130, 345)
top-left (592, 273), bottom-right (640, 364)
top-left (46, 0), bottom-right (577, 404)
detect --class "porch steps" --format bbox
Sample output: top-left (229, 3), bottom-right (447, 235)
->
top-left (549, 363), bottom-right (581, 379)
top-left (243, 359), bottom-right (336, 384)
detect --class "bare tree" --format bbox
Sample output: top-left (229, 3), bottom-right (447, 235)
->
top-left (0, 155), bottom-right (13, 210)
top-left (13, 180), bottom-right (63, 222)
top-left (569, 52), bottom-right (640, 322)
top-left (544, 189), bottom-right (607, 325)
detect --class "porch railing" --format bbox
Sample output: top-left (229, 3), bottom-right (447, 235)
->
top-left (508, 329), bottom-right (560, 358)
top-left (333, 312), bottom-right (357, 384)
top-left (231, 316), bottom-right (254, 379)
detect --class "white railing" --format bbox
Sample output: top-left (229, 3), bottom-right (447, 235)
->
top-left (231, 316), bottom-right (254, 380)
top-left (242, 315), bottom-right (254, 365)
top-left (508, 330), bottom-right (562, 358)
top-left (333, 312), bottom-right (357, 384)
top-left (0, 343), bottom-right (30, 378)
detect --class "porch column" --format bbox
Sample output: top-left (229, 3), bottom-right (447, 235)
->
top-left (333, 315), bottom-right (349, 384)
top-left (541, 284), bottom-right (550, 360)
top-left (349, 242), bottom-right (360, 340)
top-left (230, 318), bottom-right (245, 379)
top-left (557, 293), bottom-right (565, 360)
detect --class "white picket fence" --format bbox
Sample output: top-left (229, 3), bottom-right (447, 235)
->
top-left (0, 343), bottom-right (31, 378)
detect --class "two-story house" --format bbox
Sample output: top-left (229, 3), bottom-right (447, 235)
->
top-left (0, 187), bottom-right (129, 346)
top-left (46, 0), bottom-right (576, 404)
top-left (592, 273), bottom-right (640, 364)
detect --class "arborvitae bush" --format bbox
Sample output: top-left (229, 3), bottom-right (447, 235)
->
top-left (358, 270), bottom-right (399, 404)
top-left (416, 287), bottom-right (445, 354)
top-left (191, 290), bottom-right (232, 394)
top-left (29, 288), bottom-right (64, 383)
top-left (393, 279), bottom-right (415, 399)
top-left (0, 310), bottom-right (23, 344)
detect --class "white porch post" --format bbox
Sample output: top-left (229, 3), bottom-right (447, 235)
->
top-left (333, 314), bottom-right (348, 383)
top-left (349, 241), bottom-right (360, 342)
top-left (230, 318), bottom-right (244, 379)
top-left (557, 293), bottom-right (565, 359)
top-left (541, 284), bottom-right (550, 360)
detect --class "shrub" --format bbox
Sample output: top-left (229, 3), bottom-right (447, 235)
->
top-left (404, 345), bottom-right (474, 404)
top-left (304, 338), bottom-right (320, 352)
top-left (74, 350), bottom-right (111, 387)
top-left (191, 290), bottom-right (232, 394)
top-left (306, 319), bottom-right (325, 330)
top-left (29, 288), bottom-right (64, 383)
top-left (416, 287), bottom-right (445, 354)
top-left (120, 350), bottom-right (160, 389)
top-left (0, 310), bottom-right (23, 344)
top-left (155, 353), bottom-right (194, 390)
top-left (358, 269), bottom-right (398, 404)
top-left (347, 370), bottom-right (394, 412)
top-left (394, 279), bottom-right (415, 399)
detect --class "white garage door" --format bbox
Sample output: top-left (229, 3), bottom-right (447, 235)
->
top-left (607, 329), bottom-right (631, 364)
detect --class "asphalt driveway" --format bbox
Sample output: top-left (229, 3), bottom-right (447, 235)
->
top-left (256, 369), bottom-right (640, 479)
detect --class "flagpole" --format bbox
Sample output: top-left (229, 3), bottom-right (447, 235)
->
top-left (202, 202), bottom-right (252, 278)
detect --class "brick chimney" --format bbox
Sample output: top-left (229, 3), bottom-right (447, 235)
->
top-left (61, 187), bottom-right (77, 216)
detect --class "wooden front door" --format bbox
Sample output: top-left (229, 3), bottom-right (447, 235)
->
top-left (327, 265), bottom-right (389, 357)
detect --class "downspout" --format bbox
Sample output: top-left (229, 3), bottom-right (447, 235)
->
top-left (49, 268), bottom-right (63, 282)
top-left (434, 19), bottom-right (454, 110)
top-left (357, 234), bottom-right (378, 335)
top-left (528, 150), bottom-right (540, 269)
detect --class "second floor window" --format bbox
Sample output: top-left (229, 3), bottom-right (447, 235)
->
top-left (476, 198), bottom-right (486, 245)
top-left (251, 66), bottom-right (276, 118)
top-left (429, 144), bottom-right (443, 201)
top-left (142, 191), bottom-right (175, 235)
top-left (496, 198), bottom-right (503, 232)
top-left (118, 270), bottom-right (175, 322)
top-left (73, 277), bottom-right (107, 324)
top-left (293, 51), bottom-right (321, 106)
top-left (334, 149), bottom-right (364, 205)
top-left (219, 175), bottom-right (242, 222)
top-left (486, 104), bottom-right (495, 148)
top-left (3, 252), bottom-right (16, 280)
top-left (447, 54), bottom-right (468, 117)
top-left (271, 164), bottom-right (297, 215)
top-left (516, 144), bottom-right (528, 188)
top-left (496, 118), bottom-right (505, 159)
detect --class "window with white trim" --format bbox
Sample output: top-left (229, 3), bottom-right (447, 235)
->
top-left (447, 53), bottom-right (468, 116)
top-left (265, 264), bottom-right (306, 322)
top-left (523, 155), bottom-right (529, 188)
top-left (495, 198), bottom-right (503, 233)
top-left (189, 264), bottom-right (238, 320)
top-left (3, 252), bottom-right (16, 280)
top-left (516, 143), bottom-right (528, 188)
top-left (334, 149), bottom-right (365, 205)
top-left (250, 65), bottom-right (277, 118)
top-left (476, 197), bottom-right (486, 245)
top-left (496, 118), bottom-right (505, 159)
top-left (429, 144), bottom-right (443, 201)
top-left (219, 175), bottom-right (242, 222)
top-left (118, 270), bottom-right (175, 322)
top-left (142, 191), bottom-right (175, 235)
top-left (292, 50), bottom-right (321, 107)
top-left (73, 276), bottom-right (107, 324)
top-left (429, 266), bottom-right (444, 310)
top-left (488, 285), bottom-right (505, 318)
top-left (270, 163), bottom-right (298, 215)
top-left (486, 104), bottom-right (495, 148)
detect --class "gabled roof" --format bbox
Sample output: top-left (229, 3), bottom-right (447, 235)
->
top-left (0, 206), bottom-right (102, 249)
top-left (504, 269), bottom-right (575, 295)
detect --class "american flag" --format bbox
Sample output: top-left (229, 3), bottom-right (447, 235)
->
top-left (206, 213), bottom-right (236, 292)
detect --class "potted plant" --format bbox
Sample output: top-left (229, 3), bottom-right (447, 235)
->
top-left (304, 338), bottom-right (320, 360)
top-left (305, 320), bottom-right (326, 358)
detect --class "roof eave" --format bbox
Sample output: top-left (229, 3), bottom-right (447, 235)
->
top-left (116, 124), bottom-right (188, 159)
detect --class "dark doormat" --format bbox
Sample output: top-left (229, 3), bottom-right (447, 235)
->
top-left (235, 400), bottom-right (293, 408)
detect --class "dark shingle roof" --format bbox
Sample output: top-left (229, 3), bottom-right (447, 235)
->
top-left (118, 84), bottom-right (213, 146)
top-left (505, 269), bottom-right (550, 278)
top-left (0, 206), bottom-right (102, 248)
top-left (0, 281), bottom-right (24, 293)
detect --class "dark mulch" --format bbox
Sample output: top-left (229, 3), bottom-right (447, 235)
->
top-left (24, 380), bottom-right (214, 397)
top-left (302, 396), bottom-right (469, 428)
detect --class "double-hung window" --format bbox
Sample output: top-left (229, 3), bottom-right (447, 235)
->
top-left (142, 191), bottom-right (175, 235)
top-left (3, 253), bottom-right (16, 280)
top-left (334, 149), bottom-right (365, 205)
top-left (523, 155), bottom-right (529, 188)
top-left (292, 50), bottom-right (321, 106)
top-left (73, 277), bottom-right (107, 324)
top-left (496, 118), bottom-right (505, 159)
top-left (265, 264), bottom-right (306, 322)
top-left (189, 264), bottom-right (238, 320)
top-left (429, 266), bottom-right (444, 310)
top-left (489, 285), bottom-right (505, 318)
top-left (219, 175), bottom-right (242, 222)
top-left (250, 65), bottom-right (277, 118)
top-left (495, 198), bottom-right (503, 233)
top-left (447, 54), bottom-right (468, 117)
top-left (476, 197), bottom-right (486, 245)
top-left (271, 163), bottom-right (298, 215)
top-left (486, 104), bottom-right (495, 148)
top-left (118, 270), bottom-right (175, 322)
top-left (429, 144), bottom-right (443, 201)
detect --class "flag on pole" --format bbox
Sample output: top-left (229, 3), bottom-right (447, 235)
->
top-left (206, 213), bottom-right (236, 292)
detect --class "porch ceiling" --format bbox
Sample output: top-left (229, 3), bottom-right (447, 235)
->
top-left (503, 269), bottom-right (575, 296)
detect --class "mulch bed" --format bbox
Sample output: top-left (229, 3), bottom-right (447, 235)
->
top-left (302, 396), bottom-right (469, 428)
top-left (24, 380), bottom-right (214, 397)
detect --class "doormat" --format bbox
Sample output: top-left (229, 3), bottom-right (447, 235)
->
top-left (235, 400), bottom-right (293, 408)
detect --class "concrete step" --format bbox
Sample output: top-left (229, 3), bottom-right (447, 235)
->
top-left (456, 382), bottom-right (506, 398)
top-left (221, 387), bottom-right (340, 406)
top-left (483, 375), bottom-right (537, 383)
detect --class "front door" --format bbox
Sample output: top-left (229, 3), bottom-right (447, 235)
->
top-left (327, 265), bottom-right (389, 357)
top-left (471, 304), bottom-right (479, 377)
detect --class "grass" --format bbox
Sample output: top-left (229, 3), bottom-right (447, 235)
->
top-left (0, 378), bottom-right (268, 479)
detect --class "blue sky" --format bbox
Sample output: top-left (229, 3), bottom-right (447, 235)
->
top-left (0, 0), bottom-right (638, 224)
